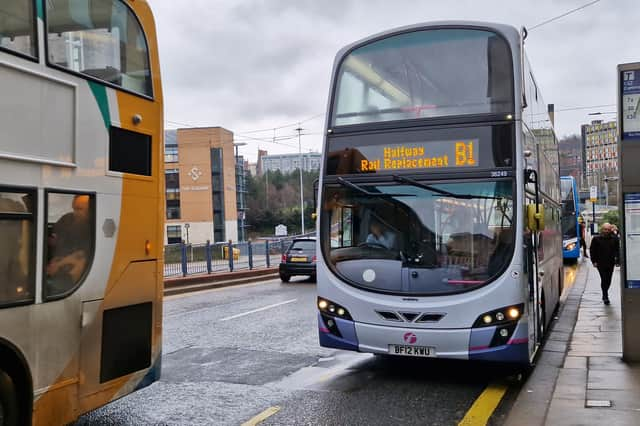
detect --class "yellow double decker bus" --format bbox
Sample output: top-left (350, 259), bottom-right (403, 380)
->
top-left (0, 1), bottom-right (163, 424)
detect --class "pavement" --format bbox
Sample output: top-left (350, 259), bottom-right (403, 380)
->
top-left (505, 259), bottom-right (640, 426)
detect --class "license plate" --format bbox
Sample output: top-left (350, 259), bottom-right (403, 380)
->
top-left (290, 257), bottom-right (307, 262)
top-left (388, 344), bottom-right (436, 357)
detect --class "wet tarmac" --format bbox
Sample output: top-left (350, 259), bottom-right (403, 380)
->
top-left (77, 267), bottom-right (579, 425)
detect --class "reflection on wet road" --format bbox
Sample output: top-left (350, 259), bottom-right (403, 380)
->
top-left (562, 261), bottom-right (580, 302)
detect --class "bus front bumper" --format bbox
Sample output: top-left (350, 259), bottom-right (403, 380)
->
top-left (318, 313), bottom-right (530, 363)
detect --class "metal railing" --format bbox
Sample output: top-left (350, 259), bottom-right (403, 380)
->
top-left (163, 236), bottom-right (307, 278)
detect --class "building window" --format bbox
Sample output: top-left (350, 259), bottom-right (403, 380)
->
top-left (167, 225), bottom-right (181, 244)
top-left (211, 148), bottom-right (225, 242)
top-left (165, 169), bottom-right (180, 219)
top-left (0, 189), bottom-right (35, 307)
top-left (45, 192), bottom-right (95, 301)
top-left (165, 145), bottom-right (179, 163)
top-left (0, 1), bottom-right (37, 58)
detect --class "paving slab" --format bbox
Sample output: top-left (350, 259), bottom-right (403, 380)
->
top-left (505, 263), bottom-right (640, 426)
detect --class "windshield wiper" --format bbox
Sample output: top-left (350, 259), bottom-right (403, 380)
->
top-left (391, 175), bottom-right (497, 200)
top-left (336, 177), bottom-right (414, 197)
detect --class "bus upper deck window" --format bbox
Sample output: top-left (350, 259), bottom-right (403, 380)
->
top-left (45, 0), bottom-right (152, 97)
top-left (0, 1), bottom-right (37, 58)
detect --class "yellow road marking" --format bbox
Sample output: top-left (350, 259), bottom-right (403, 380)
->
top-left (458, 382), bottom-right (509, 426)
top-left (241, 406), bottom-right (281, 426)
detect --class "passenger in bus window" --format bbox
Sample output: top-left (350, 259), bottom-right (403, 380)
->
top-left (366, 220), bottom-right (396, 250)
top-left (0, 196), bottom-right (29, 303)
top-left (46, 194), bottom-right (92, 294)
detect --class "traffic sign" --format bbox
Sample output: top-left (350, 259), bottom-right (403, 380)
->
top-left (590, 186), bottom-right (598, 202)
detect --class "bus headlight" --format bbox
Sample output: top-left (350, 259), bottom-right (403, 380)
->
top-left (317, 297), bottom-right (352, 321)
top-left (473, 304), bottom-right (524, 328)
top-left (565, 243), bottom-right (576, 251)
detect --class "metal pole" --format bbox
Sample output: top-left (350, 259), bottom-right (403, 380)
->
top-left (265, 240), bottom-right (270, 267)
top-left (206, 240), bottom-right (212, 274)
top-left (592, 202), bottom-right (596, 234)
top-left (296, 126), bottom-right (305, 235)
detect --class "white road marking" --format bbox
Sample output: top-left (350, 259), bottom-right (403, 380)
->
top-left (220, 299), bottom-right (298, 321)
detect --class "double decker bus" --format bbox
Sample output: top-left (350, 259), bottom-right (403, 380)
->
top-left (0, 1), bottom-right (163, 424)
top-left (316, 22), bottom-right (562, 366)
top-left (561, 176), bottom-right (581, 262)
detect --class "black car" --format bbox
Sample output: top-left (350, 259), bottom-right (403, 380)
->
top-left (279, 238), bottom-right (316, 282)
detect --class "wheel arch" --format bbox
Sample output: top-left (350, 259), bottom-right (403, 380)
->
top-left (0, 338), bottom-right (33, 425)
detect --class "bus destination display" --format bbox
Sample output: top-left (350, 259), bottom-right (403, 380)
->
top-left (358, 139), bottom-right (479, 172)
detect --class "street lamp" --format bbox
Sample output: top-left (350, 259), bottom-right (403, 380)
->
top-left (233, 142), bottom-right (247, 241)
top-left (295, 126), bottom-right (305, 235)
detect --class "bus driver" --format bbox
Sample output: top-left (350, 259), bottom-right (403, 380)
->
top-left (366, 220), bottom-right (397, 250)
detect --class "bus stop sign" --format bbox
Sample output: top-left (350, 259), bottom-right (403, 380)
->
top-left (590, 186), bottom-right (598, 202)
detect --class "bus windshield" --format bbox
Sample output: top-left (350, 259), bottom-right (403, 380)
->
top-left (331, 28), bottom-right (514, 126)
top-left (321, 179), bottom-right (514, 295)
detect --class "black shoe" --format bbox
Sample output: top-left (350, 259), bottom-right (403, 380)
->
top-left (604, 299), bottom-right (610, 305)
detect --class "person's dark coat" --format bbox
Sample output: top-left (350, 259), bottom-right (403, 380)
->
top-left (590, 234), bottom-right (619, 268)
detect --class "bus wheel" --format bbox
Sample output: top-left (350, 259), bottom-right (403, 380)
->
top-left (0, 369), bottom-right (19, 426)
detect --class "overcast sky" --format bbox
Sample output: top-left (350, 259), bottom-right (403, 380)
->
top-left (152, 0), bottom-right (637, 162)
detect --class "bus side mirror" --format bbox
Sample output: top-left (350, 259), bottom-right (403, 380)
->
top-left (527, 204), bottom-right (545, 231)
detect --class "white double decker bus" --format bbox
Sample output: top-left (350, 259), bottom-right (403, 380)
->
top-left (316, 22), bottom-right (562, 365)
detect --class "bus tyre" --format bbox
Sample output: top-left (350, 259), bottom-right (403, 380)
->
top-left (280, 273), bottom-right (290, 283)
top-left (0, 369), bottom-right (19, 426)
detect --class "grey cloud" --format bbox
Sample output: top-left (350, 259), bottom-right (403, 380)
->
top-left (155, 0), bottom-right (639, 156)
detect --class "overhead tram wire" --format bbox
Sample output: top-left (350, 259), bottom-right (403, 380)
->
top-left (528, 0), bottom-right (602, 31)
top-left (164, 114), bottom-right (324, 149)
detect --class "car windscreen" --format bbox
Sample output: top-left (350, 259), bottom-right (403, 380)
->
top-left (290, 241), bottom-right (316, 251)
top-left (331, 28), bottom-right (514, 126)
top-left (321, 179), bottom-right (514, 295)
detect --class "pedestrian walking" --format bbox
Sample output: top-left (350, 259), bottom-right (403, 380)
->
top-left (578, 216), bottom-right (588, 258)
top-left (589, 222), bottom-right (620, 305)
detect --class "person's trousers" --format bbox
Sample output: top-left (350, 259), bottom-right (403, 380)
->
top-left (596, 265), bottom-right (614, 300)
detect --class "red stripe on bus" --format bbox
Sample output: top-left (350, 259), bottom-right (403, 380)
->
top-left (469, 346), bottom-right (489, 351)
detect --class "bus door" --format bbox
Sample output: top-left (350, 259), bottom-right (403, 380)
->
top-left (525, 195), bottom-right (544, 351)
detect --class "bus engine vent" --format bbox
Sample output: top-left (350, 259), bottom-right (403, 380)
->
top-left (376, 311), bottom-right (402, 321)
top-left (416, 313), bottom-right (445, 323)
